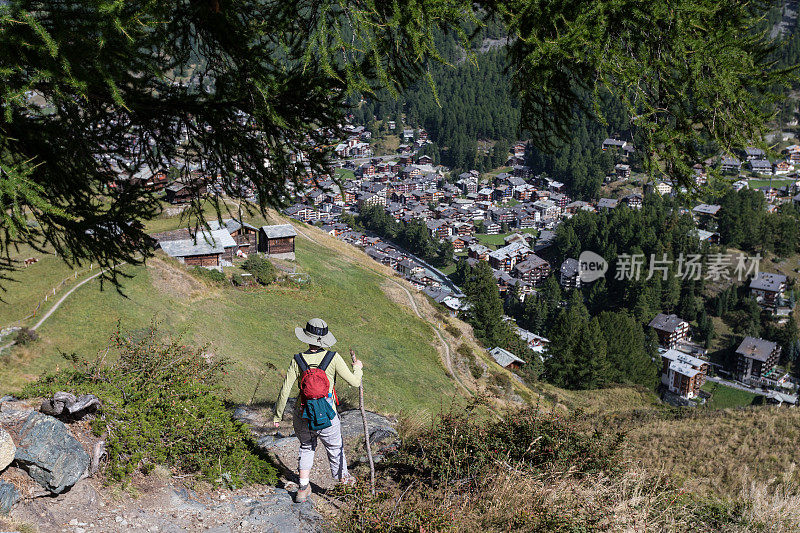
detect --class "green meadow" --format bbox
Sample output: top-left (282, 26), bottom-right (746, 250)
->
top-left (0, 229), bottom-right (453, 415)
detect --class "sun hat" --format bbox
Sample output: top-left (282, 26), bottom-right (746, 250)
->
top-left (295, 318), bottom-right (337, 348)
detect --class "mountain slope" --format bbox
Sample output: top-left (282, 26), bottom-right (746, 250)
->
top-left (0, 215), bottom-right (458, 415)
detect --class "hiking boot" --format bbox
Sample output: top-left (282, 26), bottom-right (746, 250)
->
top-left (296, 484), bottom-right (312, 503)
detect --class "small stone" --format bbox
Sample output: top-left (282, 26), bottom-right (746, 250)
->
top-left (0, 429), bottom-right (15, 472)
top-left (116, 516), bottom-right (123, 523)
top-left (0, 482), bottom-right (19, 515)
top-left (75, 528), bottom-right (86, 533)
top-left (69, 519), bottom-right (79, 526)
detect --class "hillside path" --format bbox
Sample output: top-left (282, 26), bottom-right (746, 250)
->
top-left (30, 269), bottom-right (107, 331)
top-left (290, 224), bottom-right (472, 396)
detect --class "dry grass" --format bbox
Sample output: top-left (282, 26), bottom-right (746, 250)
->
top-left (623, 407), bottom-right (800, 498)
top-left (147, 255), bottom-right (210, 300)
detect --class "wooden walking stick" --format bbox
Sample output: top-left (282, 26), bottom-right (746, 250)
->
top-left (351, 347), bottom-right (375, 495)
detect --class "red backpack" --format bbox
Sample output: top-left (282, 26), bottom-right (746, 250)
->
top-left (295, 351), bottom-right (337, 406)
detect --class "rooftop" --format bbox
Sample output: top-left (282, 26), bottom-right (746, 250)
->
top-left (489, 347), bottom-right (525, 367)
top-left (648, 313), bottom-right (687, 333)
top-left (261, 224), bottom-right (298, 239)
top-left (736, 336), bottom-right (778, 362)
top-left (750, 272), bottom-right (787, 292)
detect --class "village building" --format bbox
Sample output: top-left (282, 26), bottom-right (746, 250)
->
top-left (512, 254), bottom-right (550, 285)
top-left (258, 224), bottom-right (297, 259)
top-left (489, 347), bottom-right (525, 370)
top-left (660, 349), bottom-right (708, 399)
top-left (156, 228), bottom-right (237, 268)
top-left (750, 272), bottom-right (787, 309)
top-left (648, 313), bottom-right (690, 348)
top-left (736, 336), bottom-right (781, 384)
top-left (560, 258), bottom-right (581, 290)
top-left (488, 242), bottom-right (532, 273)
top-left (208, 219), bottom-right (258, 254)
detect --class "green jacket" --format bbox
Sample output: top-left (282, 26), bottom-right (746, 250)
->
top-left (273, 349), bottom-right (363, 423)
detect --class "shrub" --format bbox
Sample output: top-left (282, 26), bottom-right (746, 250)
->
top-left (191, 266), bottom-right (227, 284)
top-left (444, 323), bottom-right (461, 338)
top-left (457, 343), bottom-right (483, 380)
top-left (15, 327), bottom-right (39, 346)
top-left (241, 256), bottom-right (277, 285)
top-left (21, 324), bottom-right (277, 486)
top-left (395, 405), bottom-right (623, 488)
top-left (230, 272), bottom-right (244, 286)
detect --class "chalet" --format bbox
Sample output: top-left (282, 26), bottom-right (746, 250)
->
top-left (783, 145), bottom-right (800, 164)
top-left (743, 147), bottom-right (765, 161)
top-left (396, 259), bottom-right (424, 278)
top-left (749, 159), bottom-right (772, 174)
top-left (736, 336), bottom-right (780, 384)
top-left (597, 198), bottom-right (619, 211)
top-left (426, 219), bottom-right (451, 240)
top-left (209, 219), bottom-right (258, 253)
top-left (654, 181), bottom-right (673, 195)
top-left (660, 349), bottom-right (708, 399)
top-left (417, 154), bottom-right (433, 165)
top-left (467, 243), bottom-right (491, 261)
top-left (512, 254), bottom-right (550, 285)
top-left (750, 272), bottom-right (787, 308)
top-left (165, 182), bottom-right (193, 204)
top-left (720, 156), bottom-right (742, 173)
top-left (774, 160), bottom-right (793, 175)
top-left (258, 224), bottom-right (297, 258)
top-left (621, 193), bottom-right (643, 210)
top-left (532, 199), bottom-right (560, 219)
top-left (757, 186), bottom-right (779, 203)
top-left (601, 138), bottom-right (627, 151)
top-left (648, 313), bottom-right (690, 348)
top-left (564, 200), bottom-right (590, 215)
top-left (560, 258), bottom-right (581, 290)
top-left (485, 222), bottom-right (501, 235)
top-left (614, 163), bottom-right (631, 179)
top-left (489, 347), bottom-right (525, 370)
top-left (489, 242), bottom-right (532, 273)
top-left (157, 228), bottom-right (236, 267)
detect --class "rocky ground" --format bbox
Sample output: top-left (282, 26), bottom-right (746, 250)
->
top-left (0, 395), bottom-right (398, 532)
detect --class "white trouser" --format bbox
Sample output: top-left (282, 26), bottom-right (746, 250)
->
top-left (292, 399), bottom-right (349, 480)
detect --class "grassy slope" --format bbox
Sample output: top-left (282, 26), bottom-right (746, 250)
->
top-left (623, 407), bottom-right (800, 497)
top-left (0, 222), bottom-right (453, 415)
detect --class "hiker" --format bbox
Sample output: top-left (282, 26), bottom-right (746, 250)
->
top-left (273, 318), bottom-right (363, 502)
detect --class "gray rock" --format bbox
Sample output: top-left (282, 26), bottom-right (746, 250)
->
top-left (338, 409), bottom-right (398, 444)
top-left (245, 490), bottom-right (323, 532)
top-left (256, 435), bottom-right (296, 451)
top-left (14, 411), bottom-right (89, 494)
top-left (40, 392), bottom-right (100, 419)
top-left (0, 481), bottom-right (18, 515)
top-left (0, 428), bottom-right (15, 472)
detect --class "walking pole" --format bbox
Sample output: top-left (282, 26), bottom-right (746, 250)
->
top-left (350, 348), bottom-right (375, 495)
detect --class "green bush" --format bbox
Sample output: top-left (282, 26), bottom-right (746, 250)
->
top-left (457, 343), bottom-right (483, 380)
top-left (191, 266), bottom-right (227, 284)
top-left (21, 325), bottom-right (277, 486)
top-left (241, 256), bottom-right (277, 285)
top-left (15, 327), bottom-right (39, 346)
top-left (230, 272), bottom-right (244, 286)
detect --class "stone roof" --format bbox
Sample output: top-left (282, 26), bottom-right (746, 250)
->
top-left (489, 347), bottom-right (525, 367)
top-left (159, 229), bottom-right (236, 258)
top-left (261, 224), bottom-right (297, 239)
top-left (648, 313), bottom-right (687, 333)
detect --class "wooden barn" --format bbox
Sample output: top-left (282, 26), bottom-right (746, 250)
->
top-left (209, 219), bottom-right (259, 254)
top-left (259, 224), bottom-right (297, 257)
top-left (156, 228), bottom-right (237, 267)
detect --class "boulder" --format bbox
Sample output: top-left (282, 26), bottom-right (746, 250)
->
top-left (338, 410), bottom-right (398, 444)
top-left (14, 411), bottom-right (89, 494)
top-left (0, 481), bottom-right (18, 515)
top-left (0, 428), bottom-right (15, 472)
